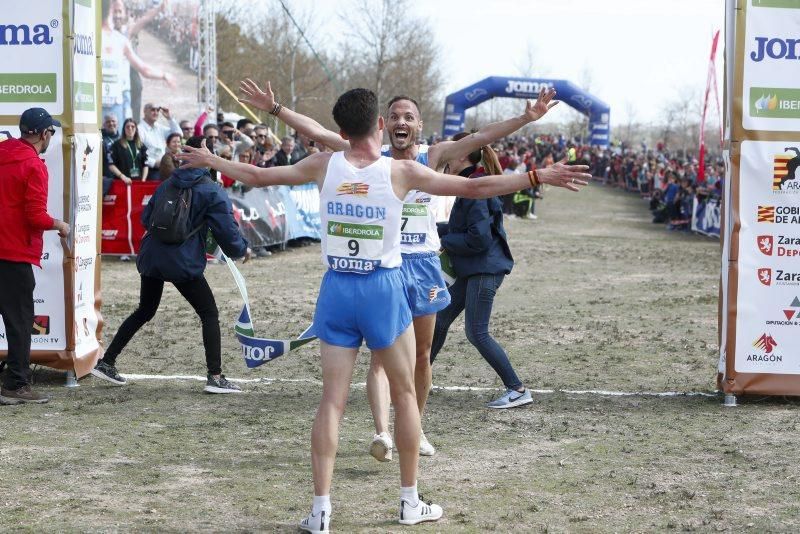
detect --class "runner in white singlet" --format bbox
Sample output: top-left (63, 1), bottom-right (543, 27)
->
top-left (236, 79), bottom-right (561, 460)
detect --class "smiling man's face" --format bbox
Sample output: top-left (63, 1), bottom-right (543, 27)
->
top-left (386, 99), bottom-right (422, 151)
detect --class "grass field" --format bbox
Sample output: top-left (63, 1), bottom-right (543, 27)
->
top-left (4, 184), bottom-right (799, 533)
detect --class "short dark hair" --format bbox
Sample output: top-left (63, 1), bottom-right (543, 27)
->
top-left (333, 88), bottom-right (378, 138)
top-left (387, 95), bottom-right (420, 114)
top-left (236, 118), bottom-right (253, 130)
top-left (221, 122), bottom-right (234, 129)
top-left (185, 135), bottom-right (206, 149)
top-left (166, 132), bottom-right (182, 145)
top-left (202, 123), bottom-right (218, 135)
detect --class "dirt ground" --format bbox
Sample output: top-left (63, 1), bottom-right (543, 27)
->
top-left (3, 184), bottom-right (799, 533)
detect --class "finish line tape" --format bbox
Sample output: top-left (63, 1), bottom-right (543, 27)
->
top-left (116, 374), bottom-right (718, 398)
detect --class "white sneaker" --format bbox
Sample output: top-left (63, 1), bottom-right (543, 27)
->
top-left (369, 431), bottom-right (393, 462)
top-left (399, 495), bottom-right (443, 525)
top-left (299, 509), bottom-right (330, 533)
top-left (419, 431), bottom-right (435, 456)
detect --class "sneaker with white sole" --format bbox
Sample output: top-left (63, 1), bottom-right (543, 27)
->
top-left (399, 495), bottom-right (443, 525)
top-left (419, 431), bottom-right (435, 456)
top-left (91, 361), bottom-right (126, 386)
top-left (486, 388), bottom-right (533, 409)
top-left (203, 374), bottom-right (242, 394)
top-left (299, 509), bottom-right (329, 533)
top-left (369, 431), bottom-right (393, 462)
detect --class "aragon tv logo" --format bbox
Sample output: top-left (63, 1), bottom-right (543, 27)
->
top-left (772, 148), bottom-right (800, 193)
top-left (0, 22), bottom-right (57, 46)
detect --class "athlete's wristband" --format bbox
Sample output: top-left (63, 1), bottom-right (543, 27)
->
top-left (270, 102), bottom-right (283, 116)
top-left (527, 169), bottom-right (540, 188)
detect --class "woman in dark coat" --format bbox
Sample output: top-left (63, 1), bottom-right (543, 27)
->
top-left (109, 118), bottom-right (149, 183)
top-left (430, 132), bottom-right (532, 410)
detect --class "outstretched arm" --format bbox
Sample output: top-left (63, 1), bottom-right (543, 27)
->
top-left (180, 145), bottom-right (329, 188)
top-left (239, 79), bottom-right (350, 151)
top-left (428, 87), bottom-right (558, 169)
top-left (396, 158), bottom-right (590, 199)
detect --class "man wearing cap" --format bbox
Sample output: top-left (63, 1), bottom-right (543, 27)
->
top-left (0, 108), bottom-right (70, 405)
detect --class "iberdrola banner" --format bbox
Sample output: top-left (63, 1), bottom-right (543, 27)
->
top-left (224, 257), bottom-right (316, 368)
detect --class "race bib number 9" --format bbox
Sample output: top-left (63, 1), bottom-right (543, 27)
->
top-left (327, 220), bottom-right (384, 273)
top-left (401, 204), bottom-right (428, 244)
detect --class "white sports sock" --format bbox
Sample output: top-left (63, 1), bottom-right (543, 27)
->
top-left (401, 484), bottom-right (419, 506)
top-left (312, 495), bottom-right (331, 515)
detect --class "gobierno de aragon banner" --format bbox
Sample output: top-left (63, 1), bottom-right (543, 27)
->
top-left (0, 0), bottom-right (103, 377)
top-left (719, 0), bottom-right (800, 395)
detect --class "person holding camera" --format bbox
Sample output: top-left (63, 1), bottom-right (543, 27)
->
top-left (138, 102), bottom-right (181, 176)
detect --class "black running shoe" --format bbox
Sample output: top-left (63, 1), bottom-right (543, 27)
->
top-left (91, 361), bottom-right (126, 386)
top-left (204, 374), bottom-right (242, 394)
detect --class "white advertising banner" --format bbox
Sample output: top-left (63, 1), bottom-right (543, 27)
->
top-left (72, 0), bottom-right (99, 125)
top-left (0, 0), bottom-right (65, 116)
top-left (0, 127), bottom-right (67, 351)
top-left (735, 140), bottom-right (800, 374)
top-left (72, 133), bottom-right (100, 358)
top-left (742, 1), bottom-right (800, 132)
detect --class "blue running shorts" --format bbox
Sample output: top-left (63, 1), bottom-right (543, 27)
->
top-left (312, 267), bottom-right (413, 350)
top-left (401, 252), bottom-right (451, 318)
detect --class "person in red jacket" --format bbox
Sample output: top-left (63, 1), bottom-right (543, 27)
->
top-left (0, 108), bottom-right (69, 405)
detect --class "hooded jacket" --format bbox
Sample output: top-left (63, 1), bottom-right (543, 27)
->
top-left (136, 167), bottom-right (248, 282)
top-left (437, 166), bottom-right (514, 278)
top-left (0, 138), bottom-right (55, 267)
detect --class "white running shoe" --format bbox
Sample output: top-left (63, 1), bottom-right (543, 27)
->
top-left (299, 509), bottom-right (330, 533)
top-left (399, 495), bottom-right (443, 525)
top-left (419, 431), bottom-right (435, 456)
top-left (369, 431), bottom-right (393, 462)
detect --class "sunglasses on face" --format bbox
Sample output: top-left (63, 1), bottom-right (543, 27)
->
top-left (181, 127), bottom-right (192, 131)
top-left (256, 134), bottom-right (267, 139)
top-left (206, 135), bottom-right (218, 140)
top-left (222, 130), bottom-right (235, 136)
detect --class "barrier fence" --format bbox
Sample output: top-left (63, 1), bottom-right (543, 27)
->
top-left (101, 181), bottom-right (322, 255)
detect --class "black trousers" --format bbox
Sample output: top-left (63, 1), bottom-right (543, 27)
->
top-left (0, 260), bottom-right (35, 390)
top-left (103, 275), bottom-right (222, 375)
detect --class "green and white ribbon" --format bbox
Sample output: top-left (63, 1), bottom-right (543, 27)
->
top-left (225, 256), bottom-right (316, 368)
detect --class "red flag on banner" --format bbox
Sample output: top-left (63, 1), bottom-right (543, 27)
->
top-left (698, 30), bottom-right (721, 184)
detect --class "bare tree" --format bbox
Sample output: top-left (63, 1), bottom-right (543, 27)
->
top-left (338, 0), bottom-right (443, 135)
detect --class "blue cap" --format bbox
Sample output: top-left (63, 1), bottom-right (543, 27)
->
top-left (19, 107), bottom-right (61, 134)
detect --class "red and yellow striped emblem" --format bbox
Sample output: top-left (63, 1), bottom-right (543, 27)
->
top-left (336, 182), bottom-right (370, 196)
top-left (773, 154), bottom-right (791, 190)
top-left (758, 205), bottom-right (775, 223)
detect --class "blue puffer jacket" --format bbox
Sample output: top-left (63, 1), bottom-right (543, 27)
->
top-left (438, 167), bottom-right (514, 278)
top-left (137, 168), bottom-right (248, 282)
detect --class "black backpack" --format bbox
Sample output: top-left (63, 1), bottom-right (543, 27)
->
top-left (147, 176), bottom-right (212, 244)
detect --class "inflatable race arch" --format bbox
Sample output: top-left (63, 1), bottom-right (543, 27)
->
top-left (442, 77), bottom-right (611, 146)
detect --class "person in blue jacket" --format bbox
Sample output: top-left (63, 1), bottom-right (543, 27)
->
top-left (92, 136), bottom-right (251, 394)
top-left (430, 133), bottom-right (532, 409)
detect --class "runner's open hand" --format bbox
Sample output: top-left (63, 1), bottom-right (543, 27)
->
top-left (239, 79), bottom-right (274, 112)
top-left (179, 145), bottom-right (213, 169)
top-left (524, 87), bottom-right (559, 122)
top-left (537, 158), bottom-right (591, 192)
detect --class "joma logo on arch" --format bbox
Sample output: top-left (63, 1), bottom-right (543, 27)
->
top-left (0, 23), bottom-right (56, 46)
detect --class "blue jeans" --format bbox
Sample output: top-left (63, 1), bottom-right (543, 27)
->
top-left (430, 273), bottom-right (523, 390)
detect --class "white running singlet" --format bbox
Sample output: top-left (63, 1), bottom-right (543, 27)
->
top-left (381, 144), bottom-right (440, 254)
top-left (101, 28), bottom-right (128, 107)
top-left (319, 152), bottom-right (403, 274)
